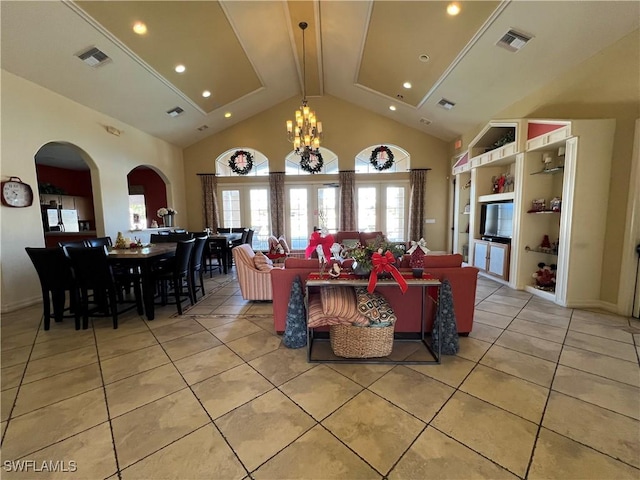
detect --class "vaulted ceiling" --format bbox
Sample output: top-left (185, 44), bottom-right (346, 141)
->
top-left (2, 1), bottom-right (639, 160)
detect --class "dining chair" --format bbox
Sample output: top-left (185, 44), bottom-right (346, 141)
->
top-left (245, 229), bottom-right (254, 247)
top-left (150, 232), bottom-right (193, 243)
top-left (86, 236), bottom-right (112, 248)
top-left (25, 247), bottom-right (80, 330)
top-left (217, 228), bottom-right (231, 234)
top-left (152, 238), bottom-right (195, 315)
top-left (189, 235), bottom-right (208, 302)
top-left (64, 246), bottom-right (143, 329)
top-left (58, 239), bottom-right (89, 249)
top-left (205, 238), bottom-right (226, 276)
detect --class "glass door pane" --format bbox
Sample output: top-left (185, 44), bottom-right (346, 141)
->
top-left (221, 190), bottom-right (241, 228)
top-left (357, 187), bottom-right (377, 232)
top-left (317, 187), bottom-right (337, 232)
top-left (249, 188), bottom-right (269, 250)
top-left (289, 188), bottom-right (308, 250)
top-left (385, 186), bottom-right (405, 241)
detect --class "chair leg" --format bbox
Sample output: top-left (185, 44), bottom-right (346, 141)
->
top-left (174, 275), bottom-right (184, 315)
top-left (133, 279), bottom-right (144, 315)
top-left (109, 289), bottom-right (119, 329)
top-left (51, 289), bottom-right (65, 323)
top-left (198, 270), bottom-right (205, 299)
top-left (80, 287), bottom-right (90, 330)
top-left (42, 288), bottom-right (51, 331)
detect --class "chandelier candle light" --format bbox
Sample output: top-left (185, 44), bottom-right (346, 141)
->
top-left (286, 22), bottom-right (323, 173)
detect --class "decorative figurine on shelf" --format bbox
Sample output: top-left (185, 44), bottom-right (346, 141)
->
top-left (550, 197), bottom-right (561, 212)
top-left (316, 244), bottom-right (327, 277)
top-left (329, 263), bottom-right (341, 279)
top-left (504, 173), bottom-right (515, 192)
top-left (533, 262), bottom-right (556, 290)
top-left (542, 154), bottom-right (554, 170)
top-left (540, 234), bottom-right (552, 252)
top-left (150, 220), bottom-right (158, 228)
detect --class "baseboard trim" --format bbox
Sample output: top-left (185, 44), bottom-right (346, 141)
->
top-left (1, 297), bottom-right (41, 314)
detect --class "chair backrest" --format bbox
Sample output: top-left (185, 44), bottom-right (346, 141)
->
top-left (231, 227), bottom-right (245, 233)
top-left (245, 229), bottom-right (254, 246)
top-left (191, 235), bottom-right (208, 270)
top-left (86, 236), bottom-right (112, 248)
top-left (25, 247), bottom-right (74, 289)
top-left (58, 240), bottom-right (88, 249)
top-left (174, 239), bottom-right (196, 275)
top-left (240, 228), bottom-right (250, 244)
top-left (150, 232), bottom-right (193, 243)
top-left (217, 228), bottom-right (230, 233)
top-left (172, 229), bottom-right (187, 234)
top-left (64, 246), bottom-right (114, 290)
top-left (232, 243), bottom-right (256, 268)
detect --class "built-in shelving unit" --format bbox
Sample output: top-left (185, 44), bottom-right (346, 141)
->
top-left (452, 118), bottom-right (615, 307)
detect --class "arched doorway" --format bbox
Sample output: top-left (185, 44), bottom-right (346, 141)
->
top-left (127, 166), bottom-right (168, 229)
top-left (34, 142), bottom-right (97, 246)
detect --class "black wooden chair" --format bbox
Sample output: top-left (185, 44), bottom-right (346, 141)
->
top-left (205, 238), bottom-right (226, 276)
top-left (217, 228), bottom-right (230, 234)
top-left (86, 236), bottom-right (112, 248)
top-left (25, 247), bottom-right (80, 330)
top-left (58, 240), bottom-right (88, 249)
top-left (64, 246), bottom-right (143, 329)
top-left (152, 238), bottom-right (195, 315)
top-left (150, 232), bottom-right (193, 243)
top-left (189, 235), bottom-right (208, 302)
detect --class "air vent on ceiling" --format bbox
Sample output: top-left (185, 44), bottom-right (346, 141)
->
top-left (76, 47), bottom-right (111, 67)
top-left (197, 125), bottom-right (209, 132)
top-left (419, 118), bottom-right (432, 126)
top-left (496, 29), bottom-right (532, 52)
top-left (166, 107), bottom-right (184, 117)
top-left (437, 98), bottom-right (456, 110)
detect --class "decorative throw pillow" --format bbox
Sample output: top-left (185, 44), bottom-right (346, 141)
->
top-left (354, 287), bottom-right (396, 326)
top-left (253, 251), bottom-right (274, 271)
top-left (341, 238), bottom-right (360, 249)
top-left (320, 286), bottom-right (358, 318)
top-left (278, 236), bottom-right (290, 254)
top-left (268, 236), bottom-right (280, 254)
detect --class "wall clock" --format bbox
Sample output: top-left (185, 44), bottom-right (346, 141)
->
top-left (1, 176), bottom-right (34, 208)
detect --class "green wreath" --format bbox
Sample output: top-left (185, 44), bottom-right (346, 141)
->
top-left (369, 146), bottom-right (394, 171)
top-left (300, 151), bottom-right (323, 174)
top-left (228, 150), bottom-right (254, 175)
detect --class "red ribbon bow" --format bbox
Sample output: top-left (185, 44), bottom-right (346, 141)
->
top-left (368, 250), bottom-right (408, 294)
top-left (305, 232), bottom-right (334, 260)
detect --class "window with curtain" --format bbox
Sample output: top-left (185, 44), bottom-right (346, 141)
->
top-left (218, 185), bottom-right (270, 250)
top-left (285, 184), bottom-right (339, 249)
top-left (356, 182), bottom-right (409, 241)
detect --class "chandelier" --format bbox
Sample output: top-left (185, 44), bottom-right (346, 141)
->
top-left (286, 22), bottom-right (323, 168)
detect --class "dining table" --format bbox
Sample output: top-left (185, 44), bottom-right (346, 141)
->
top-left (108, 243), bottom-right (177, 320)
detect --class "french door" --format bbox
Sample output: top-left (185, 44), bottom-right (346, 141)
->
top-left (356, 182), bottom-right (408, 242)
top-left (218, 185), bottom-right (269, 250)
top-left (286, 185), bottom-right (338, 250)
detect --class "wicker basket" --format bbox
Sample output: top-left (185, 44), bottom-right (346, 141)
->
top-left (330, 324), bottom-right (394, 358)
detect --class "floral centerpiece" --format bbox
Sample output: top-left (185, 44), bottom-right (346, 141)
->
top-left (157, 207), bottom-right (177, 227)
top-left (344, 236), bottom-right (407, 293)
top-left (157, 207), bottom-right (177, 217)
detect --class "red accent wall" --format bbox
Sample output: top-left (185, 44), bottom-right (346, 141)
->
top-left (127, 167), bottom-right (167, 228)
top-left (527, 123), bottom-right (564, 140)
top-left (36, 165), bottom-right (93, 196)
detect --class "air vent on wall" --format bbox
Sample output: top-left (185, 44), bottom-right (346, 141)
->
top-left (419, 118), bottom-right (432, 126)
top-left (197, 125), bottom-right (209, 132)
top-left (76, 47), bottom-right (111, 67)
top-left (437, 98), bottom-right (456, 110)
top-left (166, 107), bottom-right (184, 117)
top-left (496, 29), bottom-right (532, 52)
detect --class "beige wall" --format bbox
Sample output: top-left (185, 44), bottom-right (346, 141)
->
top-left (183, 94), bottom-right (450, 247)
top-left (1, 71), bottom-right (185, 312)
top-left (455, 29), bottom-right (640, 305)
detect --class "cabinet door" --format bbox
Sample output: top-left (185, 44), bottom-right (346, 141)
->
top-left (74, 196), bottom-right (93, 221)
top-left (473, 241), bottom-right (488, 271)
top-left (59, 195), bottom-right (76, 210)
top-left (488, 243), bottom-right (510, 279)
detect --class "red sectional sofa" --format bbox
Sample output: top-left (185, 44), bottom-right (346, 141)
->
top-left (270, 254), bottom-right (479, 335)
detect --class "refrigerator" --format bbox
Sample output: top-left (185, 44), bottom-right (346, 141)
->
top-left (45, 208), bottom-right (80, 232)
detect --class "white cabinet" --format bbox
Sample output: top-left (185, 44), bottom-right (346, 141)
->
top-left (473, 239), bottom-right (510, 280)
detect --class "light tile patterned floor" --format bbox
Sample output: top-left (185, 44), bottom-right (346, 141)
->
top-left (1, 274), bottom-right (639, 479)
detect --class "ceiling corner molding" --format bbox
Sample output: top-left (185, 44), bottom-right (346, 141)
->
top-left (416, 0), bottom-right (511, 109)
top-left (352, 0), bottom-right (375, 86)
top-left (63, 1), bottom-right (207, 115)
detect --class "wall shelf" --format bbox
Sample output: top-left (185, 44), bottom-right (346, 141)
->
top-left (478, 192), bottom-right (515, 203)
top-left (530, 166), bottom-right (564, 175)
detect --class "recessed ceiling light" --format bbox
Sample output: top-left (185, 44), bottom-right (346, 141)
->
top-left (389, 106), bottom-right (397, 111)
top-left (202, 90), bottom-right (211, 98)
top-left (175, 64), bottom-right (186, 73)
top-left (224, 112), bottom-right (232, 118)
top-left (133, 22), bottom-right (147, 35)
top-left (403, 82), bottom-right (412, 89)
top-left (447, 2), bottom-right (461, 16)
top-left (418, 54), bottom-right (430, 63)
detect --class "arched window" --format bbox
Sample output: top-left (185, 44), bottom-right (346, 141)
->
top-left (355, 144), bottom-right (410, 173)
top-left (216, 148), bottom-right (269, 177)
top-left (285, 147), bottom-right (339, 175)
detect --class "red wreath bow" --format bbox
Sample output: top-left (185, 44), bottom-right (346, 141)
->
top-left (368, 250), bottom-right (408, 294)
top-left (305, 231), bottom-right (334, 260)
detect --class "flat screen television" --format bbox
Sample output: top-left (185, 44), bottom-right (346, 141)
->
top-left (480, 202), bottom-right (513, 241)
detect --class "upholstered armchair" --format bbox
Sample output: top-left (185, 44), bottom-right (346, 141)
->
top-left (232, 244), bottom-right (279, 300)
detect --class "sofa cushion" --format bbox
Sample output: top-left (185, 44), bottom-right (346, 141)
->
top-left (360, 231), bottom-right (384, 245)
top-left (424, 254), bottom-right (463, 268)
top-left (308, 294), bottom-right (361, 328)
top-left (320, 286), bottom-right (358, 318)
top-left (253, 251), bottom-right (274, 271)
top-left (354, 287), bottom-right (396, 326)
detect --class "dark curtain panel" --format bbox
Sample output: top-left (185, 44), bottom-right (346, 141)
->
top-left (269, 172), bottom-right (286, 237)
top-left (408, 169), bottom-right (428, 240)
top-left (200, 174), bottom-right (219, 231)
top-left (339, 170), bottom-right (356, 231)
